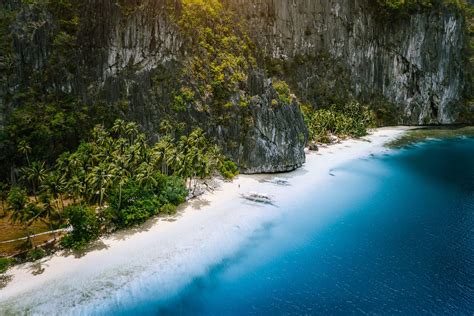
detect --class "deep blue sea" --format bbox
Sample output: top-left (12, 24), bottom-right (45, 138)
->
top-left (114, 137), bottom-right (474, 315)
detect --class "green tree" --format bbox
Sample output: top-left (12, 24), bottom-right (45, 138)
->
top-left (37, 193), bottom-right (62, 238)
top-left (8, 187), bottom-right (38, 247)
top-left (17, 140), bottom-right (32, 167)
top-left (109, 159), bottom-right (130, 211)
top-left (61, 205), bottom-right (100, 250)
top-left (7, 187), bottom-right (28, 217)
top-left (66, 174), bottom-right (85, 204)
top-left (152, 136), bottom-right (175, 175)
top-left (20, 161), bottom-right (48, 202)
top-left (86, 162), bottom-right (113, 208)
top-left (41, 171), bottom-right (67, 211)
top-left (136, 162), bottom-right (159, 191)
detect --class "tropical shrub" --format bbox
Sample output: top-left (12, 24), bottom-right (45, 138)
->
top-left (7, 187), bottom-right (28, 212)
top-left (61, 205), bottom-right (100, 250)
top-left (302, 101), bottom-right (376, 144)
top-left (376, 0), bottom-right (434, 10)
top-left (375, 0), bottom-right (467, 13)
top-left (158, 176), bottom-right (188, 206)
top-left (27, 248), bottom-right (47, 261)
top-left (108, 174), bottom-right (187, 228)
top-left (219, 160), bottom-right (239, 179)
top-left (109, 180), bottom-right (159, 228)
top-left (115, 202), bottom-right (157, 227)
top-left (0, 258), bottom-right (13, 274)
top-left (160, 203), bottom-right (178, 215)
top-left (273, 80), bottom-right (293, 105)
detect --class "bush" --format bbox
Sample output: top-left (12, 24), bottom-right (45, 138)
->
top-left (0, 258), bottom-right (13, 274)
top-left (219, 160), bottom-right (239, 180)
top-left (109, 180), bottom-right (158, 228)
top-left (302, 101), bottom-right (376, 144)
top-left (158, 176), bottom-right (188, 206)
top-left (7, 187), bottom-right (28, 212)
top-left (27, 248), bottom-right (46, 261)
top-left (116, 203), bottom-right (155, 227)
top-left (273, 79), bottom-right (293, 105)
top-left (375, 0), bottom-right (465, 14)
top-left (375, 0), bottom-right (434, 12)
top-left (61, 205), bottom-right (100, 250)
top-left (108, 175), bottom-right (187, 228)
top-left (160, 203), bottom-right (178, 215)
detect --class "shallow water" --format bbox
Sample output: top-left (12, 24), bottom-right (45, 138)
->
top-left (106, 137), bottom-right (474, 315)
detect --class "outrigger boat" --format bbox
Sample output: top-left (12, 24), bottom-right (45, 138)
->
top-left (240, 192), bottom-right (274, 204)
top-left (264, 177), bottom-right (290, 186)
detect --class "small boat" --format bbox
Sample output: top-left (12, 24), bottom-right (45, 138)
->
top-left (240, 192), bottom-right (274, 204)
top-left (264, 177), bottom-right (290, 186)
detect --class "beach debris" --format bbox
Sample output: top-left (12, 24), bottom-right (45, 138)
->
top-left (240, 192), bottom-right (274, 204)
top-left (0, 275), bottom-right (12, 289)
top-left (308, 142), bottom-right (319, 151)
top-left (264, 177), bottom-right (290, 186)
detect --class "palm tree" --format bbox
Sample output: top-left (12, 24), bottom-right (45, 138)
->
top-left (66, 174), bottom-right (85, 204)
top-left (37, 194), bottom-right (62, 240)
top-left (136, 162), bottom-right (158, 190)
top-left (152, 136), bottom-right (175, 175)
top-left (20, 161), bottom-right (48, 202)
top-left (170, 137), bottom-right (187, 179)
top-left (203, 144), bottom-right (222, 178)
top-left (109, 159), bottom-right (130, 211)
top-left (41, 172), bottom-right (67, 211)
top-left (111, 119), bottom-right (128, 137)
top-left (177, 128), bottom-right (209, 190)
top-left (8, 187), bottom-right (37, 247)
top-left (86, 163), bottom-right (113, 208)
top-left (159, 119), bottom-right (174, 136)
top-left (17, 140), bottom-right (32, 167)
top-left (124, 122), bottom-right (139, 146)
top-left (91, 125), bottom-right (113, 159)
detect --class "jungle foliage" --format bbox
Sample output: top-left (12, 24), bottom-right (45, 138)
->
top-left (302, 101), bottom-right (377, 144)
top-left (175, 0), bottom-right (256, 112)
top-left (375, 0), bottom-right (468, 13)
top-left (1, 119), bottom-right (237, 253)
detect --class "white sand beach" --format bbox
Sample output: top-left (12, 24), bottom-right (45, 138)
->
top-left (0, 127), bottom-right (408, 314)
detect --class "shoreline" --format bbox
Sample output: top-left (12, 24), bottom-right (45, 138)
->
top-left (0, 127), bottom-right (409, 314)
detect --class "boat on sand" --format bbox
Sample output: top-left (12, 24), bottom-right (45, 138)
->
top-left (264, 177), bottom-right (290, 186)
top-left (240, 192), bottom-right (274, 204)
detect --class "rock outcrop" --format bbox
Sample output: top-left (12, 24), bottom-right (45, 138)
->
top-left (231, 0), bottom-right (469, 124)
top-left (212, 73), bottom-right (307, 173)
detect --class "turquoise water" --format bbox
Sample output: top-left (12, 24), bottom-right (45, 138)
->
top-left (111, 137), bottom-right (474, 315)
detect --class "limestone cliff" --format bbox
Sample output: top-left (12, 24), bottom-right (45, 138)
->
top-left (232, 0), bottom-right (470, 124)
top-left (0, 0), bottom-right (308, 173)
top-left (0, 0), bottom-right (470, 175)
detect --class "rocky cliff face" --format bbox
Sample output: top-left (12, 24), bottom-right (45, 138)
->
top-left (1, 0), bottom-right (307, 173)
top-left (232, 0), bottom-right (469, 124)
top-left (0, 0), bottom-right (470, 174)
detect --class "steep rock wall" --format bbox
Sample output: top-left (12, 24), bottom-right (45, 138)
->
top-left (2, 0), bottom-right (307, 173)
top-left (232, 0), bottom-right (468, 124)
top-left (0, 0), bottom-right (470, 176)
